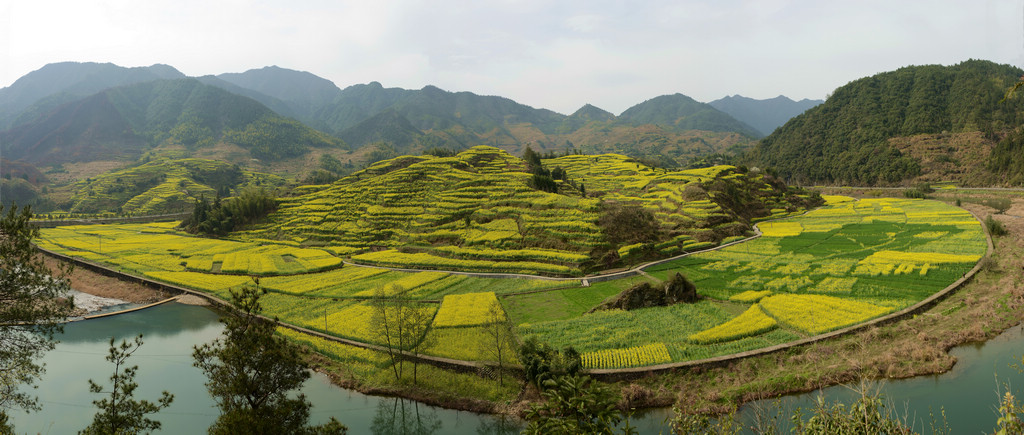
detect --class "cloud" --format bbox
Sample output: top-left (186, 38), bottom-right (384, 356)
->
top-left (565, 14), bottom-right (606, 33)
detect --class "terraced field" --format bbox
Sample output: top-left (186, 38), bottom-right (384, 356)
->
top-left (38, 195), bottom-right (986, 371)
top-left (236, 146), bottom-right (815, 276)
top-left (64, 158), bottom-right (286, 215)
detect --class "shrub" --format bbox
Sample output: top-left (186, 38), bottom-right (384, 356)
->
top-left (986, 215), bottom-right (1008, 237)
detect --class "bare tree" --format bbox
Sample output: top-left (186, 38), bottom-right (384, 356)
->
top-left (482, 300), bottom-right (516, 386)
top-left (371, 285), bottom-right (434, 384)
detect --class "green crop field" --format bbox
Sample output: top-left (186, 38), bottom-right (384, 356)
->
top-left (519, 196), bottom-right (986, 368)
top-left (37, 173), bottom-right (985, 370)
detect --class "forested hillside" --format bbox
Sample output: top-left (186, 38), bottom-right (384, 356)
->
top-left (0, 79), bottom-right (345, 165)
top-left (201, 68), bottom-right (767, 163)
top-left (745, 60), bottom-right (1024, 185)
top-left (0, 62), bottom-right (185, 130)
top-left (1, 63), bottom-right (775, 172)
top-left (618, 94), bottom-right (762, 138)
top-left (0, 159), bottom-right (51, 209)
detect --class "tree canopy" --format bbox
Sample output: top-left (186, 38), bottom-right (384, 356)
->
top-left (746, 60), bottom-right (1024, 185)
top-left (0, 205), bottom-right (74, 414)
top-left (192, 283), bottom-right (346, 435)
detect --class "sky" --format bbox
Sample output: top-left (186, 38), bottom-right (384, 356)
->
top-left (1, 0), bottom-right (1023, 115)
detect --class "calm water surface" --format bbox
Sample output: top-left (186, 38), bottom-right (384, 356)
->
top-left (731, 324), bottom-right (1024, 434)
top-left (9, 303), bottom-right (521, 434)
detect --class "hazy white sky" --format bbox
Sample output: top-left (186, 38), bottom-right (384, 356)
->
top-left (2, 0), bottom-right (1022, 115)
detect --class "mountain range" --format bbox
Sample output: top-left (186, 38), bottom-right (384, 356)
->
top-left (5, 58), bottom-right (1024, 213)
top-left (0, 62), bottom-right (817, 174)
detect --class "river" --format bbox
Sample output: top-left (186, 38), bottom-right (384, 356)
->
top-left (8, 303), bottom-right (524, 434)
top-left (9, 302), bottom-right (1024, 434)
top-left (733, 324), bottom-right (1024, 433)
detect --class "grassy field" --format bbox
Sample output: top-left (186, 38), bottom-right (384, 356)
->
top-left (38, 195), bottom-right (984, 373)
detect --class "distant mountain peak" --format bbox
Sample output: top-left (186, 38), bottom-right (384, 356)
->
top-left (0, 61), bottom-right (187, 130)
top-left (570, 104), bottom-right (614, 121)
top-left (619, 92), bottom-right (762, 138)
top-left (420, 84), bottom-right (446, 94)
top-left (708, 94), bottom-right (823, 136)
top-left (216, 66), bottom-right (341, 104)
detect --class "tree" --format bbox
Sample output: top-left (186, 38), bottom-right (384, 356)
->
top-left (192, 282), bottom-right (346, 434)
top-left (481, 300), bottom-right (516, 386)
top-left (370, 285), bottom-right (433, 384)
top-left (518, 337), bottom-right (581, 389)
top-left (179, 188), bottom-right (278, 236)
top-left (524, 374), bottom-right (635, 435)
top-left (522, 145), bottom-right (542, 169)
top-left (530, 174), bottom-right (558, 193)
top-left (0, 205), bottom-right (75, 414)
top-left (80, 335), bottom-right (173, 435)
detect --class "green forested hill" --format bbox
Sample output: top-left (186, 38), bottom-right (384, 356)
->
top-left (0, 79), bottom-right (345, 164)
top-left (213, 66), bottom-right (344, 131)
top-left (746, 60), bottom-right (1024, 185)
top-left (0, 159), bottom-right (51, 209)
top-left (619, 94), bottom-right (763, 138)
top-left (206, 73), bottom-right (762, 161)
top-left (240, 146), bottom-right (818, 275)
top-left (0, 62), bottom-right (185, 130)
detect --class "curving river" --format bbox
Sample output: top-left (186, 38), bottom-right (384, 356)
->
top-left (9, 302), bottom-right (1024, 434)
top-left (8, 303), bottom-right (524, 434)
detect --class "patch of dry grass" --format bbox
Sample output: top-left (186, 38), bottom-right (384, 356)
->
top-left (44, 256), bottom-right (171, 304)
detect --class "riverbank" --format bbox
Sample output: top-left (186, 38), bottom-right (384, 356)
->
top-left (48, 253), bottom-right (523, 415)
top-left (45, 256), bottom-right (172, 304)
top-left (619, 193), bottom-right (1024, 416)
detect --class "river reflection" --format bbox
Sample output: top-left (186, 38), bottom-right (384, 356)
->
top-left (371, 397), bottom-right (443, 434)
top-left (368, 397), bottom-right (526, 435)
top-left (10, 303), bottom-right (527, 434)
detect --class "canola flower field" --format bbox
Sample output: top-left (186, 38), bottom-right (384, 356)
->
top-left (38, 193), bottom-right (985, 370)
top-left (234, 146), bottom-right (809, 276)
